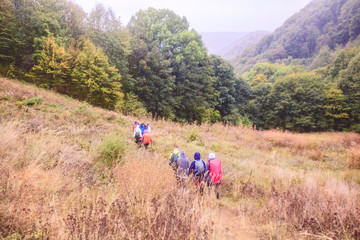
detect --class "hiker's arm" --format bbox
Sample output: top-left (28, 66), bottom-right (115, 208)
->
top-left (188, 162), bottom-right (194, 176)
top-left (204, 163), bottom-right (210, 181)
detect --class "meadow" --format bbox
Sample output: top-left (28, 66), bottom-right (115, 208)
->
top-left (0, 77), bottom-right (359, 239)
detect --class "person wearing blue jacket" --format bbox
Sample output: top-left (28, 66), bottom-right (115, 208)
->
top-left (188, 152), bottom-right (206, 194)
top-left (139, 123), bottom-right (146, 135)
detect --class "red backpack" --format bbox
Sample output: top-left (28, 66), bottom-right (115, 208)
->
top-left (142, 133), bottom-right (152, 144)
top-left (209, 158), bottom-right (222, 183)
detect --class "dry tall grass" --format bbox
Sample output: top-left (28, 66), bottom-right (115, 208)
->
top-left (1, 77), bottom-right (360, 239)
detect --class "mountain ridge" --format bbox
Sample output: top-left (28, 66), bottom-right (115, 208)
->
top-left (230, 0), bottom-right (360, 74)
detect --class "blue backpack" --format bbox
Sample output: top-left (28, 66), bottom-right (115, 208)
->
top-left (194, 160), bottom-right (205, 175)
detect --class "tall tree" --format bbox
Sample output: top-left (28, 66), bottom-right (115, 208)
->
top-left (27, 37), bottom-right (72, 92)
top-left (87, 4), bottom-right (133, 97)
top-left (72, 40), bottom-right (123, 109)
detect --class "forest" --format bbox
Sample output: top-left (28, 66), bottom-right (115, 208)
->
top-left (0, 0), bottom-right (359, 132)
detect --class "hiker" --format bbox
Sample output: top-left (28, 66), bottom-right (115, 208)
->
top-left (141, 130), bottom-right (152, 149)
top-left (146, 124), bottom-right (151, 133)
top-left (188, 152), bottom-right (206, 194)
top-left (139, 123), bottom-right (146, 135)
top-left (205, 153), bottom-right (222, 200)
top-left (132, 121), bottom-right (138, 132)
top-left (133, 126), bottom-right (142, 146)
top-left (176, 150), bottom-right (190, 187)
top-left (169, 146), bottom-right (180, 174)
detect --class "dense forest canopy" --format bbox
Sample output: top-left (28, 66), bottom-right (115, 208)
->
top-left (230, 0), bottom-right (360, 75)
top-left (0, 0), bottom-right (359, 132)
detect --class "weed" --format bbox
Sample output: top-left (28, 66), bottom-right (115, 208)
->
top-left (97, 134), bottom-right (126, 167)
top-left (23, 96), bottom-right (44, 106)
top-left (187, 128), bottom-right (201, 142)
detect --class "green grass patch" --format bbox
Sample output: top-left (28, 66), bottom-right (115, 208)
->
top-left (97, 134), bottom-right (126, 167)
top-left (23, 96), bottom-right (44, 106)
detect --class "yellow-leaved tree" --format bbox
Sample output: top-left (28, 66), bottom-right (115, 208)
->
top-left (71, 40), bottom-right (123, 109)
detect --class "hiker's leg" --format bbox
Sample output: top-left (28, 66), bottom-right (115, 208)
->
top-left (207, 181), bottom-right (211, 195)
top-left (215, 183), bottom-right (220, 199)
top-left (200, 178), bottom-right (204, 195)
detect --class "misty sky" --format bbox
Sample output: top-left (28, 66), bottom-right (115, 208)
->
top-left (73, 0), bottom-right (313, 32)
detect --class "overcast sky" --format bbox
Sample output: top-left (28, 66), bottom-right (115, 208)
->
top-left (72, 0), bottom-right (313, 32)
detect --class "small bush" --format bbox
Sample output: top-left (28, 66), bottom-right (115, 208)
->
top-left (97, 134), bottom-right (126, 167)
top-left (187, 128), bottom-right (201, 142)
top-left (23, 96), bottom-right (44, 106)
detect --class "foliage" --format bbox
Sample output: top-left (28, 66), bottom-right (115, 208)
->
top-left (118, 93), bottom-right (148, 117)
top-left (71, 40), bottom-right (123, 109)
top-left (230, 0), bottom-right (360, 75)
top-left (23, 96), bottom-right (44, 106)
top-left (97, 134), bottom-right (126, 167)
top-left (27, 37), bottom-right (72, 91)
top-left (1, 0), bottom-right (360, 132)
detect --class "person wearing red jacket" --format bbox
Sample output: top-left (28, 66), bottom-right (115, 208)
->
top-left (141, 130), bottom-right (152, 149)
top-left (205, 153), bottom-right (222, 200)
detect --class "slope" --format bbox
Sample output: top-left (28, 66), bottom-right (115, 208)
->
top-left (200, 31), bottom-right (269, 59)
top-left (1, 77), bottom-right (360, 239)
top-left (200, 32), bottom-right (249, 56)
top-left (230, 0), bottom-right (360, 75)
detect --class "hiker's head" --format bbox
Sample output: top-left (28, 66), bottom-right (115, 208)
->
top-left (144, 130), bottom-right (148, 134)
top-left (194, 152), bottom-right (201, 160)
top-left (180, 150), bottom-right (186, 157)
top-left (209, 153), bottom-right (216, 160)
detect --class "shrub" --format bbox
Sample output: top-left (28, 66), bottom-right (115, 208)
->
top-left (117, 93), bottom-right (148, 117)
top-left (187, 128), bottom-right (201, 142)
top-left (23, 96), bottom-right (44, 106)
top-left (97, 134), bottom-right (126, 167)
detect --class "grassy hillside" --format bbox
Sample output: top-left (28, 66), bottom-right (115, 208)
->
top-left (1, 77), bottom-right (360, 239)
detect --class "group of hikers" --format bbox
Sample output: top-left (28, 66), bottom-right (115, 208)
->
top-left (169, 146), bottom-right (222, 199)
top-left (132, 121), bottom-right (152, 149)
top-left (131, 121), bottom-right (222, 199)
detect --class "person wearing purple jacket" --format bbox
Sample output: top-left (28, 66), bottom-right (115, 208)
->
top-left (176, 150), bottom-right (190, 187)
top-left (189, 152), bottom-right (206, 194)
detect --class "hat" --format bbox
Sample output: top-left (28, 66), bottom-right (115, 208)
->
top-left (144, 130), bottom-right (148, 134)
top-left (194, 152), bottom-right (201, 160)
top-left (209, 153), bottom-right (216, 160)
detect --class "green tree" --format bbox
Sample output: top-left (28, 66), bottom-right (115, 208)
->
top-left (338, 51), bottom-right (360, 130)
top-left (87, 4), bottom-right (133, 95)
top-left (128, 8), bottom-right (219, 123)
top-left (0, 0), bottom-right (22, 66)
top-left (72, 40), bottom-right (123, 109)
top-left (26, 37), bottom-right (72, 92)
top-left (270, 72), bottom-right (326, 132)
top-left (324, 84), bottom-right (350, 130)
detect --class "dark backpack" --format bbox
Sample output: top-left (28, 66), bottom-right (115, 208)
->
top-left (170, 152), bottom-right (180, 167)
top-left (135, 132), bottom-right (141, 140)
top-left (194, 160), bottom-right (205, 175)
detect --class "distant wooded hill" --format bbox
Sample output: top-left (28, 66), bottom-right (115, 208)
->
top-left (230, 0), bottom-right (360, 75)
top-left (200, 31), bottom-right (269, 59)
